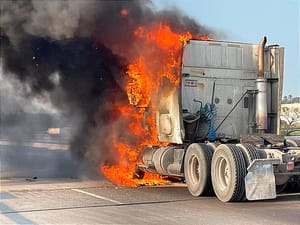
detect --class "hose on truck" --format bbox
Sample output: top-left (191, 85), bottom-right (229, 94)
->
top-left (200, 103), bottom-right (217, 141)
top-left (191, 100), bottom-right (217, 141)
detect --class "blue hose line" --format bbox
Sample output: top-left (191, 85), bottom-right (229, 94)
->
top-left (208, 120), bottom-right (216, 141)
top-left (200, 103), bottom-right (217, 141)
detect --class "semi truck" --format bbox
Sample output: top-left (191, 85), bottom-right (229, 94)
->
top-left (134, 36), bottom-right (300, 202)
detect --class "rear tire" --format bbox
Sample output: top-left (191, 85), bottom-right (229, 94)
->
top-left (206, 142), bottom-right (218, 153)
top-left (236, 143), bottom-right (260, 167)
top-left (276, 183), bottom-right (287, 194)
top-left (184, 143), bottom-right (213, 196)
top-left (236, 144), bottom-right (260, 200)
top-left (211, 144), bottom-right (247, 202)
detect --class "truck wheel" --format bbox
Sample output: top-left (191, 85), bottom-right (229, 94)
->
top-left (211, 144), bottom-right (247, 202)
top-left (236, 144), bottom-right (260, 200)
top-left (184, 143), bottom-right (213, 196)
top-left (257, 149), bottom-right (267, 159)
top-left (206, 142), bottom-right (218, 153)
top-left (276, 183), bottom-right (287, 194)
top-left (236, 144), bottom-right (260, 167)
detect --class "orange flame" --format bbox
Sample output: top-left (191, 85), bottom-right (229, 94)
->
top-left (100, 23), bottom-right (208, 187)
top-left (198, 35), bottom-right (213, 41)
top-left (126, 24), bottom-right (192, 106)
top-left (100, 104), bottom-right (166, 187)
top-left (120, 8), bottom-right (129, 17)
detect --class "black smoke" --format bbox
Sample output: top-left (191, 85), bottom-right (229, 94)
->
top-left (0, 0), bottom-right (214, 174)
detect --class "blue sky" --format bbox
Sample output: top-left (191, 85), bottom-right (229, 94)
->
top-left (154, 0), bottom-right (299, 97)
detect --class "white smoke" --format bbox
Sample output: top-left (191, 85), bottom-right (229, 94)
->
top-left (1, 0), bottom-right (92, 42)
top-left (23, 1), bottom-right (81, 40)
top-left (0, 67), bottom-right (60, 115)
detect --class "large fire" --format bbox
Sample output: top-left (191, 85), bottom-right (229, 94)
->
top-left (100, 23), bottom-right (210, 186)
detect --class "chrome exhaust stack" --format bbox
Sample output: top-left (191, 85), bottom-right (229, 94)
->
top-left (256, 36), bottom-right (267, 133)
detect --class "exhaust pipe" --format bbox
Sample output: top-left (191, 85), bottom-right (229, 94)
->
top-left (256, 36), bottom-right (267, 132)
top-left (258, 36), bottom-right (267, 77)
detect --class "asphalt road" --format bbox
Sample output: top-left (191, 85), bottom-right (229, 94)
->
top-left (0, 139), bottom-right (98, 179)
top-left (0, 178), bottom-right (299, 225)
top-left (0, 139), bottom-right (299, 225)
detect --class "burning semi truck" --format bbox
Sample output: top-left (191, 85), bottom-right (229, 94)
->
top-left (2, 1), bottom-right (298, 203)
top-left (121, 36), bottom-right (300, 202)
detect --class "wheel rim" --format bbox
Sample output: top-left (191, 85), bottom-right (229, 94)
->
top-left (189, 154), bottom-right (200, 184)
top-left (216, 157), bottom-right (231, 190)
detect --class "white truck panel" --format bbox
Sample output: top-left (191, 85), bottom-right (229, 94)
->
top-left (183, 40), bottom-right (258, 71)
top-left (156, 39), bottom-right (283, 143)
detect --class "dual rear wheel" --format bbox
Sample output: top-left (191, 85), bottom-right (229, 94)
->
top-left (184, 143), bottom-right (260, 202)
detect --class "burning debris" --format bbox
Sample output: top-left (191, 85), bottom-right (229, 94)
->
top-left (0, 1), bottom-right (214, 186)
top-left (26, 176), bottom-right (38, 182)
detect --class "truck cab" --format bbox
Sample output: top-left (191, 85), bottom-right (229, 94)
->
top-left (139, 37), bottom-right (300, 202)
top-left (156, 38), bottom-right (284, 144)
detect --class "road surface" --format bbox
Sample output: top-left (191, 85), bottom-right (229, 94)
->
top-left (0, 178), bottom-right (299, 225)
top-left (0, 138), bottom-right (299, 224)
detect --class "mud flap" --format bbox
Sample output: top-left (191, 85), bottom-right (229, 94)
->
top-left (245, 159), bottom-right (280, 201)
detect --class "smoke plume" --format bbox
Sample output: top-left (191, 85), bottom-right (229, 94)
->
top-left (0, 0), bottom-right (214, 174)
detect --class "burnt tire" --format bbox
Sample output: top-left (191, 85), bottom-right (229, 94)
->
top-left (184, 143), bottom-right (213, 196)
top-left (211, 144), bottom-right (247, 202)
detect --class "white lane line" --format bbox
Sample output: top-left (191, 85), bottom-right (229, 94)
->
top-left (72, 189), bottom-right (123, 204)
